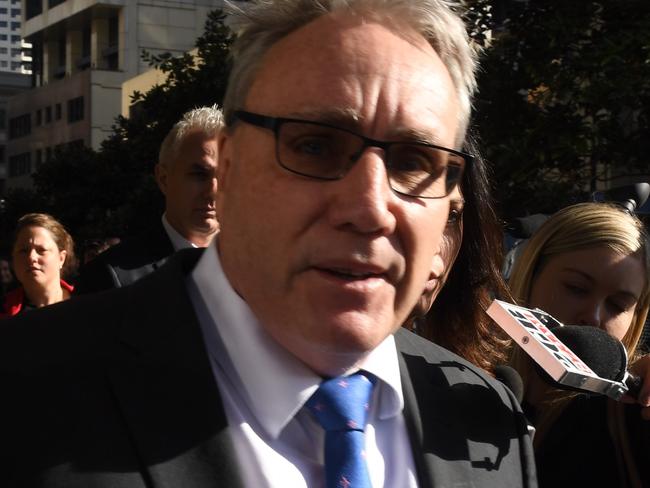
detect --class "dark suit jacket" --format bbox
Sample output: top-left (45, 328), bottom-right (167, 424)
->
top-left (0, 248), bottom-right (537, 487)
top-left (74, 220), bottom-right (174, 294)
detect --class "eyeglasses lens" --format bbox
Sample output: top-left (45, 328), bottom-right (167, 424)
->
top-left (276, 120), bottom-right (464, 198)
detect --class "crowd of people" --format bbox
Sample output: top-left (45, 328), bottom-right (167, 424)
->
top-left (0, 1), bottom-right (648, 487)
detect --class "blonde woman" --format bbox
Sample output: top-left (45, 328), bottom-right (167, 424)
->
top-left (508, 202), bottom-right (650, 488)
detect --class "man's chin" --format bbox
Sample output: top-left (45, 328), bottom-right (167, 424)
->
top-left (192, 220), bottom-right (219, 234)
top-left (292, 327), bottom-right (384, 376)
top-left (319, 312), bottom-right (396, 350)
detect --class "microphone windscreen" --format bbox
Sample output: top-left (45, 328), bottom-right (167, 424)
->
top-left (494, 364), bottom-right (524, 404)
top-left (551, 325), bottom-right (628, 382)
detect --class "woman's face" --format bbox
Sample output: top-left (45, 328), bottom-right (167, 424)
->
top-left (12, 226), bottom-right (66, 289)
top-left (412, 192), bottom-right (465, 319)
top-left (529, 246), bottom-right (645, 341)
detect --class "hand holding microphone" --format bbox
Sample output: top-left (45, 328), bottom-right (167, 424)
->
top-left (621, 354), bottom-right (650, 420)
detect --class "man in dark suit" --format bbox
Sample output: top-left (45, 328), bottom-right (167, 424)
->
top-left (0, 1), bottom-right (537, 487)
top-left (74, 105), bottom-right (223, 293)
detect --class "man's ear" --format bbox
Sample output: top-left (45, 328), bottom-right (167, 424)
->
top-left (429, 250), bottom-right (445, 282)
top-left (216, 131), bottom-right (233, 194)
top-left (154, 163), bottom-right (167, 195)
top-left (58, 249), bottom-right (67, 269)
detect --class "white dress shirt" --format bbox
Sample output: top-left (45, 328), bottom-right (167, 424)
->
top-left (161, 214), bottom-right (197, 251)
top-left (188, 241), bottom-right (419, 487)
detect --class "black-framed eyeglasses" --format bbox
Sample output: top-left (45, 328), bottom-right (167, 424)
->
top-left (233, 110), bottom-right (472, 199)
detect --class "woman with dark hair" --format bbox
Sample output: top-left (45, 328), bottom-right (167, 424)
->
top-left (407, 136), bottom-right (511, 374)
top-left (1, 213), bottom-right (77, 317)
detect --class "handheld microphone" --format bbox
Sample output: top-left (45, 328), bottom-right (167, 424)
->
top-left (486, 299), bottom-right (640, 400)
top-left (551, 325), bottom-right (642, 398)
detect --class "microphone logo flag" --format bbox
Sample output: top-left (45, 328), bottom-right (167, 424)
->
top-left (486, 299), bottom-right (629, 400)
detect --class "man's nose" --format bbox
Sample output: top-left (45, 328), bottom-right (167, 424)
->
top-left (204, 177), bottom-right (218, 198)
top-left (326, 148), bottom-right (396, 234)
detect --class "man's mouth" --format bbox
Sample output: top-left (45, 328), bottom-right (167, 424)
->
top-left (322, 267), bottom-right (381, 280)
top-left (313, 262), bottom-right (390, 283)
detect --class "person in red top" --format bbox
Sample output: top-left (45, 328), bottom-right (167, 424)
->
top-left (1, 213), bottom-right (76, 317)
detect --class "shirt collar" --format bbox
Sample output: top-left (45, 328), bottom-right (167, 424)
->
top-left (191, 241), bottom-right (404, 438)
top-left (161, 213), bottom-right (197, 251)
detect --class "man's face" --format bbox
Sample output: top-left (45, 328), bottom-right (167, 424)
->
top-left (218, 14), bottom-right (460, 375)
top-left (156, 130), bottom-right (219, 247)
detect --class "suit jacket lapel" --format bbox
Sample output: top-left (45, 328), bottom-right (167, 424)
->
top-left (107, 249), bottom-right (244, 488)
top-left (396, 329), bottom-right (477, 487)
top-left (147, 219), bottom-right (176, 270)
top-left (398, 349), bottom-right (430, 486)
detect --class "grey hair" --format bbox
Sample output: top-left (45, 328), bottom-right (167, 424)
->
top-left (223, 0), bottom-right (479, 146)
top-left (158, 104), bottom-right (224, 167)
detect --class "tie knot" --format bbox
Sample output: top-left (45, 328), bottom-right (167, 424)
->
top-left (307, 372), bottom-right (376, 432)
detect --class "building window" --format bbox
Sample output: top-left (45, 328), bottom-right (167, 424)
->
top-left (10, 61), bottom-right (22, 70)
top-left (78, 27), bottom-right (91, 70)
top-left (0, 35), bottom-right (6, 41)
top-left (26, 0), bottom-right (42, 20)
top-left (103, 15), bottom-right (120, 71)
top-left (45, 106), bottom-right (52, 123)
top-left (67, 96), bottom-right (84, 123)
top-left (11, 48), bottom-right (21, 57)
top-left (11, 9), bottom-right (20, 18)
top-left (55, 103), bottom-right (62, 120)
top-left (0, 48), bottom-right (7, 54)
top-left (10, 22), bottom-right (20, 31)
top-left (0, 22), bottom-right (8, 28)
top-left (9, 113), bottom-right (31, 139)
top-left (0, 8), bottom-right (7, 14)
top-left (48, 0), bottom-right (65, 7)
top-left (0, 61), bottom-right (7, 68)
top-left (35, 109), bottom-right (42, 126)
top-left (8, 152), bottom-right (31, 177)
top-left (11, 35), bottom-right (20, 43)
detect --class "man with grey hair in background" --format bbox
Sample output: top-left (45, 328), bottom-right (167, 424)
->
top-left (75, 104), bottom-right (223, 293)
top-left (0, 1), bottom-right (537, 487)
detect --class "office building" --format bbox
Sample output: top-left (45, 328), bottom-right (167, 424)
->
top-left (4, 0), bottom-right (223, 190)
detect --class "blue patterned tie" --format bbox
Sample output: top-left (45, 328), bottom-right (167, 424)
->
top-left (306, 372), bottom-right (377, 488)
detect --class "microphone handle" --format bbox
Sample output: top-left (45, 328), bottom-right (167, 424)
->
top-left (625, 372), bottom-right (643, 400)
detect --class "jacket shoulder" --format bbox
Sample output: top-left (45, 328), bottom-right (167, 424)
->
top-left (75, 225), bottom-right (174, 293)
top-left (395, 328), bottom-right (537, 487)
top-left (395, 327), bottom-right (497, 384)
